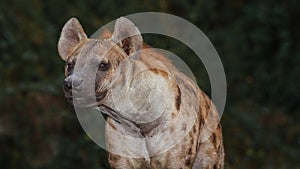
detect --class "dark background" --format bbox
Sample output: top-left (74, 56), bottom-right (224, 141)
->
top-left (1, 0), bottom-right (299, 168)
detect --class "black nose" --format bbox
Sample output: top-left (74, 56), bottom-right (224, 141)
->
top-left (63, 79), bottom-right (72, 90)
top-left (63, 77), bottom-right (83, 90)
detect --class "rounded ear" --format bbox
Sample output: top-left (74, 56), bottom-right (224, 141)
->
top-left (58, 17), bottom-right (87, 61)
top-left (112, 17), bottom-right (143, 56)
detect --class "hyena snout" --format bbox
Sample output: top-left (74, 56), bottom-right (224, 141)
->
top-left (63, 75), bottom-right (84, 91)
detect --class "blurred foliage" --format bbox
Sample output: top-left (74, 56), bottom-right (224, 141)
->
top-left (1, 0), bottom-right (300, 169)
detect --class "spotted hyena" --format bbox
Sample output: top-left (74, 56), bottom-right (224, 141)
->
top-left (58, 17), bottom-right (224, 169)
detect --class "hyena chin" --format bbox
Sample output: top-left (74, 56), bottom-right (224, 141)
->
top-left (58, 17), bottom-right (224, 169)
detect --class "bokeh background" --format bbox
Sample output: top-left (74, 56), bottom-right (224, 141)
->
top-left (1, 0), bottom-right (299, 169)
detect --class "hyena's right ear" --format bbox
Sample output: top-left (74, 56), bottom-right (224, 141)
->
top-left (112, 17), bottom-right (143, 56)
top-left (58, 17), bottom-right (87, 61)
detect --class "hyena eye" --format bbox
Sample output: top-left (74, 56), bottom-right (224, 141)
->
top-left (66, 62), bottom-right (74, 75)
top-left (98, 61), bottom-right (109, 71)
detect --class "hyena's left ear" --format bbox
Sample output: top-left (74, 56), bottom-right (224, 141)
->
top-left (112, 17), bottom-right (143, 56)
top-left (58, 17), bottom-right (87, 61)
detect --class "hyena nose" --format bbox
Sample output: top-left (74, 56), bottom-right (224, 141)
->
top-left (64, 76), bottom-right (83, 90)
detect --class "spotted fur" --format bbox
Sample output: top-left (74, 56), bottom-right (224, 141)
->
top-left (58, 17), bottom-right (224, 169)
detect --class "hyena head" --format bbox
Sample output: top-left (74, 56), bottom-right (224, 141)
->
top-left (58, 17), bottom-right (176, 126)
top-left (58, 17), bottom-right (144, 108)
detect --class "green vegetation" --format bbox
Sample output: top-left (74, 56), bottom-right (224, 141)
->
top-left (1, 0), bottom-right (299, 168)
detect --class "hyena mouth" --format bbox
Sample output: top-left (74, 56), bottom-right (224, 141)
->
top-left (95, 90), bottom-right (108, 102)
top-left (97, 105), bottom-right (142, 135)
top-left (64, 90), bottom-right (108, 107)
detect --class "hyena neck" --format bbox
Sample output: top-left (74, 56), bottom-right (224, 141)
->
top-left (132, 109), bottom-right (170, 137)
top-left (103, 89), bottom-right (176, 137)
top-left (97, 104), bottom-right (144, 137)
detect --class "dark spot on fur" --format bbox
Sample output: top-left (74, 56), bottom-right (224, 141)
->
top-left (211, 132), bottom-right (217, 148)
top-left (213, 164), bottom-right (218, 169)
top-left (175, 85), bottom-right (181, 110)
top-left (149, 68), bottom-right (168, 78)
top-left (205, 98), bottom-right (211, 114)
top-left (190, 138), bottom-right (194, 145)
top-left (188, 147), bottom-right (192, 155)
top-left (181, 123), bottom-right (187, 131)
top-left (193, 125), bottom-right (197, 133)
top-left (199, 114), bottom-right (205, 127)
top-left (171, 112), bottom-right (176, 119)
top-left (198, 104), bottom-right (202, 118)
top-left (185, 159), bottom-right (191, 166)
